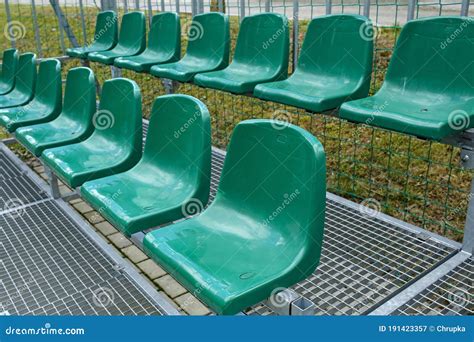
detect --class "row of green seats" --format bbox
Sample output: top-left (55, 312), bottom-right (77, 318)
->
top-left (0, 62), bottom-right (326, 315)
top-left (66, 10), bottom-right (473, 141)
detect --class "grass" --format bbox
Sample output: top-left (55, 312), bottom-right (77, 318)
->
top-left (0, 4), bottom-right (471, 241)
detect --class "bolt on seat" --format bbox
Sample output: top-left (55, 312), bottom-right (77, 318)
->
top-left (143, 119), bottom-right (326, 315)
top-left (339, 16), bottom-right (474, 141)
top-left (88, 12), bottom-right (146, 65)
top-left (254, 14), bottom-right (373, 113)
top-left (81, 94), bottom-right (211, 237)
top-left (0, 59), bottom-right (62, 132)
top-left (15, 67), bottom-right (96, 157)
top-left (194, 13), bottom-right (289, 94)
top-left (66, 11), bottom-right (118, 59)
top-left (0, 49), bottom-right (18, 95)
top-left (41, 78), bottom-right (143, 188)
top-left (114, 12), bottom-right (181, 73)
top-left (150, 12), bottom-right (230, 83)
top-left (0, 53), bottom-right (36, 109)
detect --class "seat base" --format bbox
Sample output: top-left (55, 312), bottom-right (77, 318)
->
top-left (0, 101), bottom-right (59, 132)
top-left (81, 164), bottom-right (203, 236)
top-left (194, 67), bottom-right (282, 94)
top-left (143, 203), bottom-right (309, 315)
top-left (254, 73), bottom-right (364, 113)
top-left (339, 90), bottom-right (473, 141)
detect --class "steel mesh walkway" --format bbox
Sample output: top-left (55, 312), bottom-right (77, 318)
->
top-left (393, 257), bottom-right (473, 316)
top-left (0, 148), bottom-right (172, 316)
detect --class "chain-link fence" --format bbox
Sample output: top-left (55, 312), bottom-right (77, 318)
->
top-left (0, 0), bottom-right (473, 242)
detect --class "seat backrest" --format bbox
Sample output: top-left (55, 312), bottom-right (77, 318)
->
top-left (232, 13), bottom-right (289, 77)
top-left (297, 14), bottom-right (373, 94)
top-left (14, 53), bottom-right (36, 99)
top-left (90, 78), bottom-right (143, 162)
top-left (215, 120), bottom-right (326, 269)
top-left (34, 59), bottom-right (62, 113)
top-left (185, 12), bottom-right (230, 68)
top-left (384, 16), bottom-right (474, 97)
top-left (61, 67), bottom-right (96, 132)
top-left (143, 94), bottom-right (211, 201)
top-left (93, 11), bottom-right (118, 48)
top-left (117, 11), bottom-right (146, 53)
top-left (148, 12), bottom-right (180, 60)
top-left (0, 48), bottom-right (18, 91)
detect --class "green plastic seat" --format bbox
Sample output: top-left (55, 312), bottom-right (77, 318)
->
top-left (66, 11), bottom-right (118, 59)
top-left (194, 13), bottom-right (289, 94)
top-left (15, 67), bottom-right (96, 157)
top-left (254, 14), bottom-right (373, 112)
top-left (81, 94), bottom-right (211, 236)
top-left (0, 49), bottom-right (18, 95)
top-left (41, 78), bottom-right (143, 188)
top-left (0, 53), bottom-right (36, 109)
top-left (88, 12), bottom-right (146, 65)
top-left (143, 119), bottom-right (326, 315)
top-left (339, 16), bottom-right (474, 141)
top-left (150, 12), bottom-right (229, 82)
top-left (114, 12), bottom-right (181, 73)
top-left (0, 59), bottom-right (62, 132)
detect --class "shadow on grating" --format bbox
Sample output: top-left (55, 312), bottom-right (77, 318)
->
top-left (393, 257), bottom-right (473, 316)
top-left (0, 200), bottom-right (164, 316)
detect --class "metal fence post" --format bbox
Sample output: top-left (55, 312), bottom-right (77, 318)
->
top-left (218, 0), bottom-right (223, 12)
top-left (363, 0), bottom-right (371, 18)
top-left (325, 0), bottom-right (332, 14)
top-left (407, 0), bottom-right (416, 21)
top-left (78, 0), bottom-right (88, 45)
top-left (147, 0), bottom-right (153, 24)
top-left (31, 0), bottom-right (43, 57)
top-left (4, 0), bottom-right (15, 49)
top-left (292, 0), bottom-right (299, 72)
top-left (192, 0), bottom-right (197, 16)
top-left (461, 0), bottom-right (469, 16)
top-left (198, 0), bottom-right (204, 13)
top-left (50, 0), bottom-right (80, 50)
top-left (265, 0), bottom-right (270, 12)
top-left (239, 0), bottom-right (246, 21)
top-left (176, 0), bottom-right (180, 13)
top-left (161, 0), bottom-right (165, 11)
top-left (462, 180), bottom-right (474, 254)
top-left (135, 0), bottom-right (139, 10)
top-left (124, 0), bottom-right (129, 13)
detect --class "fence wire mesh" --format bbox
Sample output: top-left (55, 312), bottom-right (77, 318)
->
top-left (0, 0), bottom-right (473, 241)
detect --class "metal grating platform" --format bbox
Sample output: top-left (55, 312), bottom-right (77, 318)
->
top-left (205, 149), bottom-right (458, 316)
top-left (0, 150), bottom-right (22, 180)
top-left (0, 200), bottom-right (165, 316)
top-left (0, 175), bottom-right (48, 209)
top-left (29, 274), bottom-right (164, 316)
top-left (393, 257), bottom-right (473, 316)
